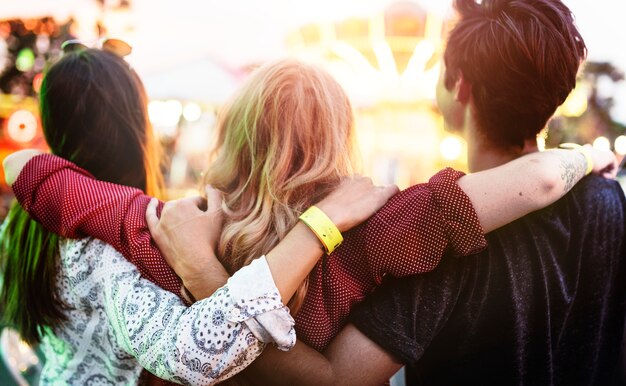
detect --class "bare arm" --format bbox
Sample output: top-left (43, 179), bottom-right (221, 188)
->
top-left (4, 150), bottom-right (185, 296)
top-left (324, 324), bottom-right (402, 386)
top-left (459, 148), bottom-right (617, 232)
top-left (236, 148), bottom-right (620, 385)
top-left (240, 325), bottom-right (399, 386)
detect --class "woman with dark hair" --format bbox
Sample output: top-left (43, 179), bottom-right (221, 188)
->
top-left (0, 49), bottom-right (395, 385)
top-left (1, 47), bottom-right (164, 345)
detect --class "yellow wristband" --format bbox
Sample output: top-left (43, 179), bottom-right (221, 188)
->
top-left (299, 206), bottom-right (343, 254)
top-left (559, 143), bottom-right (593, 175)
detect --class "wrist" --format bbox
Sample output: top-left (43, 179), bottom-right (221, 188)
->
top-left (294, 221), bottom-right (326, 251)
top-left (559, 143), bottom-right (593, 175)
top-left (299, 206), bottom-right (343, 254)
top-left (180, 284), bottom-right (197, 303)
top-left (180, 256), bottom-right (229, 299)
top-left (182, 270), bottom-right (227, 300)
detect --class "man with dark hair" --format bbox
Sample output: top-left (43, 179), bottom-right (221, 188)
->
top-left (319, 0), bottom-right (626, 384)
top-left (234, 1), bottom-right (624, 384)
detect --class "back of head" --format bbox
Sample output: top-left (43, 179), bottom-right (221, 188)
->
top-left (40, 48), bottom-right (163, 196)
top-left (444, 0), bottom-right (587, 148)
top-left (1, 48), bottom-right (163, 344)
top-left (204, 59), bottom-right (354, 310)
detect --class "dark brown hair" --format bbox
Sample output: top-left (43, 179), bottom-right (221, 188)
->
top-left (444, 0), bottom-right (587, 148)
top-left (0, 49), bottom-right (164, 343)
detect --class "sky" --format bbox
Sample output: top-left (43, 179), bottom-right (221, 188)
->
top-left (2, 0), bottom-right (626, 123)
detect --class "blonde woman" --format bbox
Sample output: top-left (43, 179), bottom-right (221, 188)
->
top-left (5, 60), bottom-right (615, 383)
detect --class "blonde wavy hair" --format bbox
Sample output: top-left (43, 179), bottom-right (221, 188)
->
top-left (203, 59), bottom-right (355, 312)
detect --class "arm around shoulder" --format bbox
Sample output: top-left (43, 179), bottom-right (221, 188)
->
top-left (457, 147), bottom-right (616, 233)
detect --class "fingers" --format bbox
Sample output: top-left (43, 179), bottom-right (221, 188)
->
top-left (180, 195), bottom-right (207, 210)
top-left (382, 183), bottom-right (400, 196)
top-left (379, 184), bottom-right (400, 201)
top-left (146, 198), bottom-right (159, 234)
top-left (168, 187), bottom-right (223, 215)
top-left (204, 185), bottom-right (223, 214)
top-left (3, 149), bottom-right (44, 185)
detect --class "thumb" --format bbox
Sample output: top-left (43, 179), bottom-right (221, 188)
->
top-left (204, 185), bottom-right (223, 214)
top-left (146, 198), bottom-right (159, 234)
top-left (381, 184), bottom-right (400, 200)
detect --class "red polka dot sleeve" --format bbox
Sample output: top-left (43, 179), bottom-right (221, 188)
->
top-left (295, 168), bottom-right (487, 350)
top-left (12, 154), bottom-right (184, 298)
top-left (13, 155), bottom-right (488, 356)
top-left (362, 167), bottom-right (487, 284)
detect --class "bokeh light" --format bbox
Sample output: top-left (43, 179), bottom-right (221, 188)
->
top-left (15, 48), bottom-right (34, 72)
top-left (593, 136), bottom-right (611, 151)
top-left (32, 73), bottom-right (43, 93)
top-left (6, 109), bottom-right (38, 143)
top-left (183, 103), bottom-right (202, 122)
top-left (148, 99), bottom-right (183, 137)
top-left (614, 135), bottom-right (626, 155)
top-left (560, 85), bottom-right (588, 117)
top-left (439, 136), bottom-right (463, 161)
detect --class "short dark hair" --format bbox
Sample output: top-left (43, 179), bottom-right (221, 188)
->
top-left (444, 0), bottom-right (587, 148)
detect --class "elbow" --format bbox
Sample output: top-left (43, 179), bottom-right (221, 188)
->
top-left (539, 171), bottom-right (560, 198)
top-left (531, 158), bottom-right (562, 205)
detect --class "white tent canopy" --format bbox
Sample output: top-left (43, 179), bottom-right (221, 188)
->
top-left (141, 57), bottom-right (238, 102)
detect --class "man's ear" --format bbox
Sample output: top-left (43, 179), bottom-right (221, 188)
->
top-left (454, 75), bottom-right (472, 104)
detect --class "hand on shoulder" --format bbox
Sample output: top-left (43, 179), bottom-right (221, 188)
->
top-left (3, 149), bottom-right (43, 185)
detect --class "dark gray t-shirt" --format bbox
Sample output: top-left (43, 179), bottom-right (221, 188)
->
top-left (350, 176), bottom-right (626, 385)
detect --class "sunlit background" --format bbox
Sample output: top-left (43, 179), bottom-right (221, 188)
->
top-left (0, 0), bottom-right (625, 383)
top-left (0, 0), bottom-right (625, 209)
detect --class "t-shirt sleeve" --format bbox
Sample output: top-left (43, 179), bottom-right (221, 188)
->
top-left (362, 167), bottom-right (486, 284)
top-left (348, 266), bottom-right (462, 365)
top-left (11, 153), bottom-right (183, 296)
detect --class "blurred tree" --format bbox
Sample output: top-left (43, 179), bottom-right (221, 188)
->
top-left (547, 61), bottom-right (625, 147)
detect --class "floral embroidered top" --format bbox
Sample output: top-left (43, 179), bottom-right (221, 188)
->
top-left (38, 237), bottom-right (294, 386)
top-left (13, 154), bottom-right (487, 353)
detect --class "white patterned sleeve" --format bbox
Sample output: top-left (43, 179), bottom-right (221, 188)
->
top-left (95, 244), bottom-right (295, 385)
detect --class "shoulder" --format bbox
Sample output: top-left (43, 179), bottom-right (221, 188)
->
top-left (573, 175), bottom-right (625, 198)
top-left (370, 167), bottom-right (466, 222)
top-left (568, 175), bottom-right (626, 214)
top-left (59, 237), bottom-right (138, 279)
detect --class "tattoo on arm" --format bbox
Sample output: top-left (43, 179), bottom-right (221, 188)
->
top-left (559, 152), bottom-right (585, 193)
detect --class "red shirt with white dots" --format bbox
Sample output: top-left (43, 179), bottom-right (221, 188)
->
top-left (13, 154), bottom-right (486, 351)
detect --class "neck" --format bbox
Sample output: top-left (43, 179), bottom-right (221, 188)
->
top-left (465, 117), bottom-right (539, 172)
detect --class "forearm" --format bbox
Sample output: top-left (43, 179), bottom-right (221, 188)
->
top-left (184, 222), bottom-right (321, 304)
top-left (112, 288), bottom-right (264, 384)
top-left (13, 154), bottom-right (145, 240)
top-left (107, 258), bottom-right (294, 384)
top-left (182, 249), bottom-right (230, 300)
top-left (244, 325), bottom-right (402, 386)
top-left (265, 222), bottom-right (323, 304)
top-left (12, 154), bottom-right (183, 294)
top-left (243, 343), bottom-right (335, 386)
top-left (458, 149), bottom-right (587, 232)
